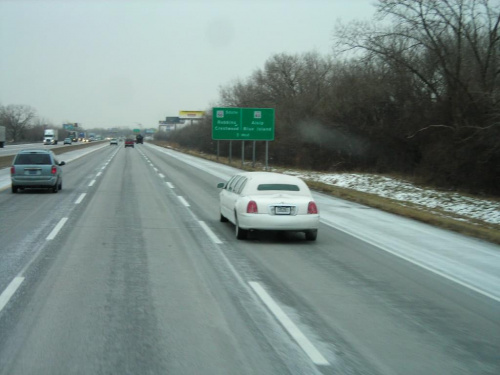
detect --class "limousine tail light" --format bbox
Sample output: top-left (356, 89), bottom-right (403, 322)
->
top-left (307, 201), bottom-right (318, 214)
top-left (247, 200), bottom-right (258, 214)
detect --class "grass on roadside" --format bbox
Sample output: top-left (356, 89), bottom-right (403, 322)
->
top-left (152, 141), bottom-right (500, 245)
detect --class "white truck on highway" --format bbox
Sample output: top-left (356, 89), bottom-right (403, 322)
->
top-left (0, 126), bottom-right (5, 148)
top-left (43, 129), bottom-right (59, 145)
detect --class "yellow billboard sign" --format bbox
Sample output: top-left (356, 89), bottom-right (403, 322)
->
top-left (179, 110), bottom-right (204, 119)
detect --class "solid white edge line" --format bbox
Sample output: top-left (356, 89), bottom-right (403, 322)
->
top-left (75, 193), bottom-right (86, 204)
top-left (0, 277), bottom-right (25, 313)
top-left (249, 281), bottom-right (329, 366)
top-left (132, 143), bottom-right (500, 302)
top-left (199, 221), bottom-right (223, 244)
top-left (177, 196), bottom-right (190, 207)
top-left (323, 221), bottom-right (500, 303)
top-left (89, 180), bottom-right (96, 187)
top-left (46, 217), bottom-right (68, 240)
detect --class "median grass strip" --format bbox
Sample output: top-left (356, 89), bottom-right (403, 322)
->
top-left (0, 142), bottom-right (103, 169)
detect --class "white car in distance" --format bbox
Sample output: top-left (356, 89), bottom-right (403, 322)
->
top-left (217, 172), bottom-right (319, 240)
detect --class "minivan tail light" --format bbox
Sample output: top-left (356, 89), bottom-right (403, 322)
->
top-left (10, 166), bottom-right (15, 174)
top-left (247, 200), bottom-right (258, 214)
top-left (51, 166), bottom-right (57, 174)
top-left (307, 201), bottom-right (318, 214)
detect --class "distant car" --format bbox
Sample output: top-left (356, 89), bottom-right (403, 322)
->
top-left (109, 138), bottom-right (118, 145)
top-left (217, 172), bottom-right (319, 240)
top-left (63, 138), bottom-right (72, 145)
top-left (10, 149), bottom-right (65, 193)
top-left (124, 139), bottom-right (134, 148)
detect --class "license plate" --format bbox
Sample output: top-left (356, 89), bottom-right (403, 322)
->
top-left (29, 170), bottom-right (38, 175)
top-left (275, 206), bottom-right (291, 215)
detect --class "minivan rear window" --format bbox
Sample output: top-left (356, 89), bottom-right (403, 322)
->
top-left (257, 184), bottom-right (300, 191)
top-left (15, 154), bottom-right (51, 165)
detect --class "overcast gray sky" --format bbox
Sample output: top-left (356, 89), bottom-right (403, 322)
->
top-left (0, 0), bottom-right (377, 130)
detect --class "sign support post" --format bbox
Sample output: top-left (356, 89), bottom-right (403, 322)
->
top-left (265, 141), bottom-right (269, 171)
top-left (241, 141), bottom-right (245, 167)
top-left (252, 141), bottom-right (256, 168)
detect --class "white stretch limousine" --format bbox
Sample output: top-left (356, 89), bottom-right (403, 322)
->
top-left (217, 172), bottom-right (320, 241)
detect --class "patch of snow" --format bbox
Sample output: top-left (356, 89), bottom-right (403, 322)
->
top-left (284, 171), bottom-right (500, 225)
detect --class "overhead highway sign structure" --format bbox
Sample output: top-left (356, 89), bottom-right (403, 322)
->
top-left (212, 107), bottom-right (275, 141)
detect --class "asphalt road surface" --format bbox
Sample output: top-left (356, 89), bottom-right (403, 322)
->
top-left (0, 143), bottom-right (498, 374)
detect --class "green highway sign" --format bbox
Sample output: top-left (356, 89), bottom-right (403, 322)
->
top-left (212, 107), bottom-right (275, 141)
top-left (133, 128), bottom-right (141, 133)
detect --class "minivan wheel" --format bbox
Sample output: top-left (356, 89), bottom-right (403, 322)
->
top-left (12, 186), bottom-right (18, 193)
top-left (52, 182), bottom-right (58, 193)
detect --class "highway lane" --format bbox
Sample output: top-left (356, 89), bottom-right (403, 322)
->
top-left (0, 143), bottom-right (498, 374)
top-left (0, 144), bottom-right (117, 292)
top-left (0, 144), bottom-right (320, 374)
top-left (138, 144), bottom-right (500, 374)
top-left (0, 142), bottom-right (75, 157)
top-left (0, 143), bottom-right (43, 157)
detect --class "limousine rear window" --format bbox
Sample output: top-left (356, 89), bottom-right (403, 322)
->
top-left (257, 184), bottom-right (300, 191)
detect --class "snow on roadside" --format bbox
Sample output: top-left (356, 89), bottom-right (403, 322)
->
top-left (283, 171), bottom-right (500, 225)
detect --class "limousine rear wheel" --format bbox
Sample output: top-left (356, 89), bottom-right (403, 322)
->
top-left (235, 214), bottom-right (247, 240)
top-left (305, 229), bottom-right (317, 241)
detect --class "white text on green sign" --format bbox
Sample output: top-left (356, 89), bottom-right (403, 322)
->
top-left (212, 107), bottom-right (275, 141)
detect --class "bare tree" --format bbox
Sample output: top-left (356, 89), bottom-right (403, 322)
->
top-left (332, 0), bottom-right (500, 192)
top-left (335, 0), bottom-right (500, 131)
top-left (0, 104), bottom-right (37, 142)
top-left (207, 2), bottom-right (500, 192)
top-left (25, 117), bottom-right (55, 142)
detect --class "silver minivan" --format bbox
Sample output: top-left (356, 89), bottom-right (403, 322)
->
top-left (10, 150), bottom-right (65, 193)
